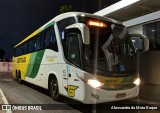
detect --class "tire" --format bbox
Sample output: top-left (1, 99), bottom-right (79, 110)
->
top-left (17, 71), bottom-right (22, 84)
top-left (50, 78), bottom-right (61, 101)
top-left (15, 71), bottom-right (18, 81)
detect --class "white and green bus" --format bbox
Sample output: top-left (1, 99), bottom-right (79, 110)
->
top-left (12, 12), bottom-right (148, 104)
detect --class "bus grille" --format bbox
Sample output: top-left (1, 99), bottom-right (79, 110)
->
top-left (100, 83), bottom-right (136, 90)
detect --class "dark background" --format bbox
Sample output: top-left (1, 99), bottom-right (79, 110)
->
top-left (0, 0), bottom-right (120, 59)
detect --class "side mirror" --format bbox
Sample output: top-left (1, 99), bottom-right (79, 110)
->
top-left (128, 34), bottom-right (149, 52)
top-left (66, 23), bottom-right (90, 44)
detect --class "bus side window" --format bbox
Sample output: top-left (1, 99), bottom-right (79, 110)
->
top-left (44, 27), bottom-right (58, 52)
top-left (67, 33), bottom-right (81, 67)
top-left (23, 42), bottom-right (28, 54)
top-left (28, 38), bottom-right (35, 53)
top-left (45, 30), bottom-right (52, 47)
top-left (15, 46), bottom-right (21, 56)
top-left (35, 35), bottom-right (41, 51)
top-left (19, 46), bottom-right (23, 56)
top-left (57, 17), bottom-right (76, 58)
top-left (57, 17), bottom-right (76, 43)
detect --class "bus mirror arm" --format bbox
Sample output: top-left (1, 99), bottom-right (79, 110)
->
top-left (128, 34), bottom-right (149, 52)
top-left (66, 23), bottom-right (90, 44)
top-left (84, 45), bottom-right (90, 63)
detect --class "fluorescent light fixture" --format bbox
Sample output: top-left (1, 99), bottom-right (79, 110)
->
top-left (81, 14), bottom-right (85, 17)
top-left (94, 0), bottom-right (140, 16)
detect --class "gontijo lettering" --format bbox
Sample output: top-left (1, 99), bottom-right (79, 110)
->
top-left (17, 57), bottom-right (26, 63)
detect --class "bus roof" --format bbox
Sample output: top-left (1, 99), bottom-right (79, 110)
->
top-left (53, 12), bottom-right (122, 24)
top-left (14, 12), bottom-right (123, 48)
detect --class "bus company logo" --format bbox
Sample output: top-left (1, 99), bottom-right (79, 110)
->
top-left (45, 55), bottom-right (57, 62)
top-left (2, 105), bottom-right (11, 110)
top-left (64, 85), bottom-right (78, 97)
top-left (17, 57), bottom-right (26, 63)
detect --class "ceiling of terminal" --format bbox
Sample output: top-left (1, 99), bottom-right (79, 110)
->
top-left (103, 0), bottom-right (160, 22)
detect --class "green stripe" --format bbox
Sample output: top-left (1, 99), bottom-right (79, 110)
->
top-left (26, 53), bottom-right (37, 77)
top-left (26, 50), bottom-right (45, 78)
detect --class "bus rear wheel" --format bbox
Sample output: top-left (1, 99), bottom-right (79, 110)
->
top-left (50, 78), bottom-right (61, 101)
top-left (17, 71), bottom-right (22, 84)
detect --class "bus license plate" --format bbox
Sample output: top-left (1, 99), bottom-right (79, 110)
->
top-left (116, 93), bottom-right (126, 98)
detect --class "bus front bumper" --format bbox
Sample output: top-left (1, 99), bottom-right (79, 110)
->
top-left (82, 84), bottom-right (139, 104)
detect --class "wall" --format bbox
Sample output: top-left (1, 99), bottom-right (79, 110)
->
top-left (128, 24), bottom-right (160, 84)
top-left (139, 52), bottom-right (160, 84)
top-left (128, 25), bottom-right (143, 34)
top-left (0, 62), bottom-right (12, 72)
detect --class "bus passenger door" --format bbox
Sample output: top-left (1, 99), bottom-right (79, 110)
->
top-left (63, 32), bottom-right (82, 101)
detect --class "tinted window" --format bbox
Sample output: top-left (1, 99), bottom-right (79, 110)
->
top-left (14, 45), bottom-right (23, 56)
top-left (67, 34), bottom-right (81, 67)
top-left (35, 35), bottom-right (41, 51)
top-left (23, 42), bottom-right (28, 54)
top-left (45, 30), bottom-right (52, 47)
top-left (44, 27), bottom-right (58, 52)
top-left (18, 46), bottom-right (22, 56)
top-left (57, 17), bottom-right (76, 41)
top-left (14, 47), bottom-right (19, 56)
top-left (28, 38), bottom-right (35, 53)
top-left (14, 25), bottom-right (58, 56)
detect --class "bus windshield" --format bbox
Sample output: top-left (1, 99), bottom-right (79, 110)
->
top-left (78, 17), bottom-right (137, 76)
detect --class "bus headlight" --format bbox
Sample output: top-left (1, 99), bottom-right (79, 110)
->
top-left (87, 79), bottom-right (103, 88)
top-left (133, 78), bottom-right (140, 85)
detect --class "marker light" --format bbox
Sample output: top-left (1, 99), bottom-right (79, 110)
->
top-left (87, 79), bottom-right (103, 88)
top-left (133, 78), bottom-right (140, 85)
top-left (88, 21), bottom-right (107, 27)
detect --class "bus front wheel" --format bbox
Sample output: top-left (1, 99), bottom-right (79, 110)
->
top-left (49, 78), bottom-right (61, 101)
